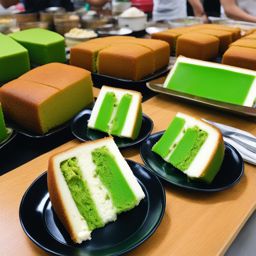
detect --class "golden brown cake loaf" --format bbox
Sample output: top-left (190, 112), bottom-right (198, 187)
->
top-left (222, 46), bottom-right (256, 71)
top-left (130, 38), bottom-right (170, 70)
top-left (231, 38), bottom-right (256, 49)
top-left (196, 29), bottom-right (232, 53)
top-left (70, 36), bottom-right (136, 72)
top-left (151, 31), bottom-right (178, 50)
top-left (196, 24), bottom-right (241, 41)
top-left (0, 63), bottom-right (93, 134)
top-left (176, 32), bottom-right (219, 60)
top-left (98, 43), bottom-right (155, 80)
top-left (244, 34), bottom-right (256, 40)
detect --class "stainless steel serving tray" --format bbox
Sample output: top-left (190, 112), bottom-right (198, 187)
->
top-left (147, 77), bottom-right (256, 119)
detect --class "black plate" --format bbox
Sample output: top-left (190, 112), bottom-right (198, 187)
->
top-left (0, 127), bottom-right (17, 149)
top-left (71, 109), bottom-right (154, 149)
top-left (92, 65), bottom-right (170, 88)
top-left (19, 160), bottom-right (166, 256)
top-left (6, 120), bottom-right (71, 139)
top-left (140, 131), bottom-right (244, 192)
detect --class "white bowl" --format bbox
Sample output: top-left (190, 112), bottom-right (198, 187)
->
top-left (118, 15), bottom-right (147, 31)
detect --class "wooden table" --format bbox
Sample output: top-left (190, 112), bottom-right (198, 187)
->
top-left (1, 92), bottom-right (256, 256)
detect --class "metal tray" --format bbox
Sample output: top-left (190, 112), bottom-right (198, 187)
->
top-left (147, 76), bottom-right (256, 119)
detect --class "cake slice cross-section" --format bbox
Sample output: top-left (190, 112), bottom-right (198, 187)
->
top-left (88, 86), bottom-right (142, 140)
top-left (152, 113), bottom-right (225, 183)
top-left (47, 137), bottom-right (145, 243)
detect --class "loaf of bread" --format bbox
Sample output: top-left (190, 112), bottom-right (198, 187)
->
top-left (176, 32), bottom-right (219, 60)
top-left (231, 38), bottom-right (256, 49)
top-left (0, 33), bottom-right (29, 83)
top-left (0, 63), bottom-right (93, 134)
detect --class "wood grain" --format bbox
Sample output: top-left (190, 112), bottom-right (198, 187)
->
top-left (1, 92), bottom-right (255, 256)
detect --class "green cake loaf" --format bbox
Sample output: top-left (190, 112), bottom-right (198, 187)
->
top-left (164, 56), bottom-right (256, 107)
top-left (9, 28), bottom-right (66, 65)
top-left (88, 86), bottom-right (142, 140)
top-left (48, 137), bottom-right (145, 243)
top-left (0, 33), bottom-right (30, 83)
top-left (152, 112), bottom-right (225, 183)
top-left (0, 63), bottom-right (93, 134)
top-left (0, 103), bottom-right (8, 142)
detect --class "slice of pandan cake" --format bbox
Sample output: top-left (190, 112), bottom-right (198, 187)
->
top-left (152, 113), bottom-right (225, 183)
top-left (48, 137), bottom-right (145, 243)
top-left (88, 86), bottom-right (142, 140)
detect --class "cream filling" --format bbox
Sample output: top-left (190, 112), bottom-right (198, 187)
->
top-left (88, 86), bottom-right (141, 138)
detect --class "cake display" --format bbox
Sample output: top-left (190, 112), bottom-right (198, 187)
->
top-left (88, 86), bottom-right (142, 140)
top-left (9, 28), bottom-right (66, 65)
top-left (163, 56), bottom-right (256, 107)
top-left (176, 32), bottom-right (219, 60)
top-left (47, 137), bottom-right (145, 243)
top-left (0, 33), bottom-right (30, 83)
top-left (152, 112), bottom-right (225, 183)
top-left (70, 36), bottom-right (170, 80)
top-left (0, 103), bottom-right (8, 142)
top-left (0, 63), bottom-right (93, 134)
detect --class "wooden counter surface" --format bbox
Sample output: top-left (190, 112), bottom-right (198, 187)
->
top-left (1, 92), bottom-right (255, 256)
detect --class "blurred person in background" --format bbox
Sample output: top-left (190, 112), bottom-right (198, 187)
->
top-left (0, 0), bottom-right (108, 11)
top-left (153, 0), bottom-right (207, 22)
top-left (220, 0), bottom-right (256, 22)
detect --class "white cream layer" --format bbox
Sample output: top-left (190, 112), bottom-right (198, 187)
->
top-left (165, 112), bottom-right (220, 178)
top-left (164, 56), bottom-right (256, 107)
top-left (88, 86), bottom-right (141, 138)
top-left (53, 137), bottom-right (145, 242)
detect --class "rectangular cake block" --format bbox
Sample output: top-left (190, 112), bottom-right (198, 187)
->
top-left (231, 39), bottom-right (256, 49)
top-left (0, 33), bottom-right (30, 83)
top-left (0, 63), bottom-right (93, 134)
top-left (70, 36), bottom-right (135, 72)
top-left (196, 29), bottom-right (232, 53)
top-left (164, 56), bottom-right (256, 107)
top-left (48, 137), bottom-right (145, 243)
top-left (152, 112), bottom-right (224, 183)
top-left (197, 24), bottom-right (241, 41)
top-left (222, 46), bottom-right (256, 71)
top-left (176, 33), bottom-right (219, 60)
top-left (244, 34), bottom-right (256, 40)
top-left (0, 103), bottom-right (8, 142)
top-left (132, 38), bottom-right (170, 70)
top-left (98, 44), bottom-right (155, 80)
top-left (88, 86), bottom-right (142, 139)
top-left (151, 31), bottom-right (178, 50)
top-left (9, 28), bottom-right (66, 65)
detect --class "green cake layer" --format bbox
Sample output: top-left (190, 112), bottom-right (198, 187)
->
top-left (152, 116), bottom-right (185, 158)
top-left (0, 33), bottom-right (30, 82)
top-left (0, 104), bottom-right (8, 142)
top-left (165, 59), bottom-right (255, 106)
top-left (168, 126), bottom-right (208, 171)
top-left (94, 92), bottom-right (134, 136)
top-left (9, 28), bottom-right (66, 65)
top-left (94, 92), bottom-right (117, 132)
top-left (60, 157), bottom-right (104, 230)
top-left (111, 94), bottom-right (132, 136)
top-left (92, 146), bottom-right (137, 213)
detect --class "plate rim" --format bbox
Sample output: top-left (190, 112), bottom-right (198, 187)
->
top-left (71, 108), bottom-right (154, 149)
top-left (19, 159), bottom-right (166, 256)
top-left (140, 130), bottom-right (244, 192)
